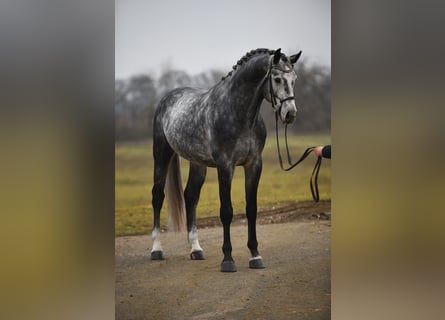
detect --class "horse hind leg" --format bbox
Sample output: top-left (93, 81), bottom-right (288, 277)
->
top-left (184, 163), bottom-right (207, 260)
top-left (150, 136), bottom-right (174, 260)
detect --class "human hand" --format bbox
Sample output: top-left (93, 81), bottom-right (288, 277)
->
top-left (313, 146), bottom-right (324, 157)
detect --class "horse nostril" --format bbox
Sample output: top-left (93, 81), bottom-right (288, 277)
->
top-left (285, 110), bottom-right (296, 122)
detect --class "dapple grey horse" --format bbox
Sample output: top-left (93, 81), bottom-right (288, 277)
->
top-left (150, 48), bottom-right (301, 272)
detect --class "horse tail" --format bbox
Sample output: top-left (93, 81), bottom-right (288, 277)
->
top-left (165, 153), bottom-right (186, 232)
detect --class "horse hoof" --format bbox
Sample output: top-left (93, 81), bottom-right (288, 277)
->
top-left (150, 251), bottom-right (164, 260)
top-left (249, 257), bottom-right (265, 269)
top-left (190, 251), bottom-right (205, 260)
top-left (220, 260), bottom-right (237, 272)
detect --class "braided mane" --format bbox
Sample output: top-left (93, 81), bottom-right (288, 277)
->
top-left (221, 48), bottom-right (276, 81)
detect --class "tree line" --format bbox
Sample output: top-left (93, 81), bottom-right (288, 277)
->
top-left (115, 60), bottom-right (330, 141)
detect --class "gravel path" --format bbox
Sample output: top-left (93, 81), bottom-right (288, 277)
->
top-left (116, 217), bottom-right (330, 320)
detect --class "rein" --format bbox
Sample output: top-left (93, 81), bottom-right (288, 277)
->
top-left (266, 57), bottom-right (323, 202)
top-left (274, 113), bottom-right (322, 202)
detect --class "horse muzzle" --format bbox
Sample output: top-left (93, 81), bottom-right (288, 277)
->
top-left (283, 109), bottom-right (297, 124)
top-left (280, 100), bottom-right (297, 124)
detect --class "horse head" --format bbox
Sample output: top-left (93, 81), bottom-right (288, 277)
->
top-left (264, 48), bottom-right (302, 124)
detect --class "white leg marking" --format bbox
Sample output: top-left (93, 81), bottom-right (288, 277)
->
top-left (249, 255), bottom-right (263, 261)
top-left (151, 228), bottom-right (163, 252)
top-left (189, 228), bottom-right (203, 253)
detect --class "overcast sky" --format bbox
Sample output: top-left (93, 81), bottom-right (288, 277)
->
top-left (115, 0), bottom-right (330, 79)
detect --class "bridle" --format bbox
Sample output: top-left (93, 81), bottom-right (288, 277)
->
top-left (265, 57), bottom-right (295, 112)
top-left (264, 56), bottom-right (323, 202)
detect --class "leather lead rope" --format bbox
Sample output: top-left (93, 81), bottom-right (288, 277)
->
top-left (266, 55), bottom-right (323, 202)
top-left (274, 107), bottom-right (322, 202)
top-left (310, 155), bottom-right (322, 202)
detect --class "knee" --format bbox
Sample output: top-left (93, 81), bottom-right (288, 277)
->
top-left (152, 184), bottom-right (165, 205)
top-left (152, 183), bottom-right (164, 195)
top-left (246, 203), bottom-right (257, 217)
top-left (184, 186), bottom-right (196, 203)
top-left (220, 205), bottom-right (233, 224)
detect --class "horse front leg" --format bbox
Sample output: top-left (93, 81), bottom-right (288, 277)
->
top-left (244, 158), bottom-right (265, 269)
top-left (217, 164), bottom-right (236, 272)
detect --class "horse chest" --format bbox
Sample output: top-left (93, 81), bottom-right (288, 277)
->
top-left (232, 134), bottom-right (262, 165)
top-left (210, 129), bottom-right (262, 166)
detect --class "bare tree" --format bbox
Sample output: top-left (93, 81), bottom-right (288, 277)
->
top-left (157, 69), bottom-right (192, 98)
top-left (115, 75), bottom-right (157, 140)
top-left (115, 61), bottom-right (330, 141)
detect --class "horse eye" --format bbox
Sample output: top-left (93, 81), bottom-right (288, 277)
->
top-left (274, 78), bottom-right (282, 84)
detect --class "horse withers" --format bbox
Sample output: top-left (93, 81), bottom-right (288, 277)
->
top-left (150, 48), bottom-right (302, 272)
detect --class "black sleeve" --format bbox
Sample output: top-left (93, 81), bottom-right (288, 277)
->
top-left (322, 145), bottom-right (331, 159)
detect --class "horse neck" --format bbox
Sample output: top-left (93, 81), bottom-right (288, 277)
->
top-left (220, 55), bottom-right (270, 127)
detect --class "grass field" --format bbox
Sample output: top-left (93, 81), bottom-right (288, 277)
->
top-left (115, 134), bottom-right (331, 236)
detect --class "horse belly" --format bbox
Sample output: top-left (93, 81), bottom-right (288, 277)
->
top-left (169, 136), bottom-right (215, 166)
top-left (163, 108), bottom-right (215, 166)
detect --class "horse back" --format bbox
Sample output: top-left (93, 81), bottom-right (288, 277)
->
top-left (154, 87), bottom-right (215, 165)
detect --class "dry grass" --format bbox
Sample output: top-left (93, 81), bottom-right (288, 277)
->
top-left (115, 134), bottom-right (331, 236)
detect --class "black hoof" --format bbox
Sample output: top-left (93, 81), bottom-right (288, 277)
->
top-left (150, 251), bottom-right (164, 260)
top-left (220, 260), bottom-right (237, 272)
top-left (190, 250), bottom-right (205, 260)
top-left (249, 258), bottom-right (265, 269)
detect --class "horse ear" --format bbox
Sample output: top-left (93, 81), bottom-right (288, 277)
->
top-left (290, 51), bottom-right (302, 64)
top-left (273, 48), bottom-right (281, 64)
